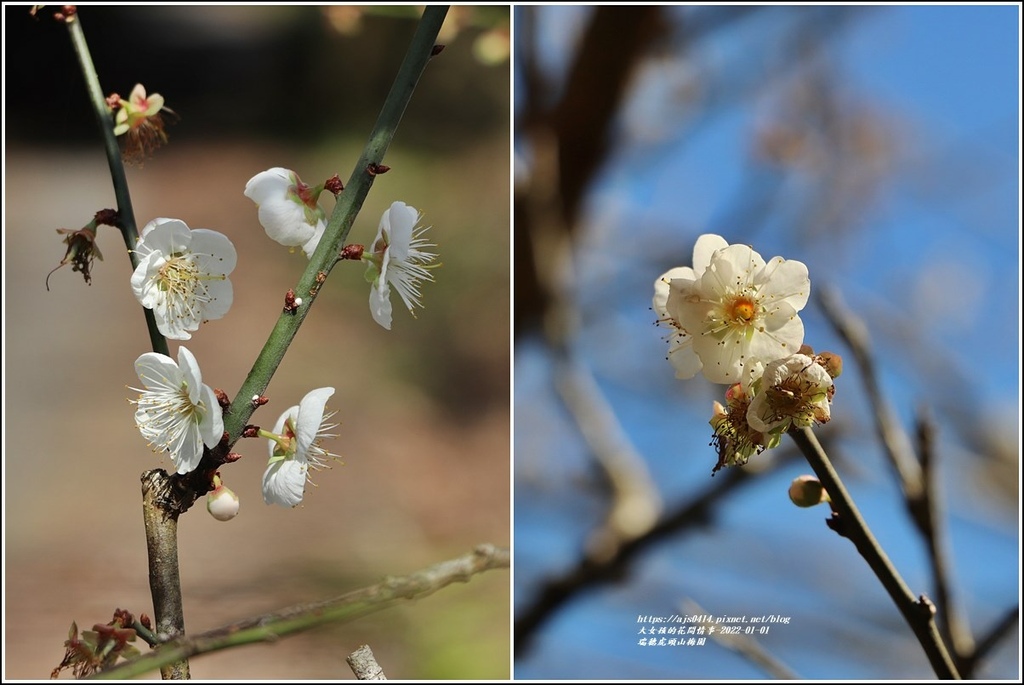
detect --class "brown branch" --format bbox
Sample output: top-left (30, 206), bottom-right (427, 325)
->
top-left (915, 409), bottom-right (975, 664)
top-left (524, 129), bottom-right (661, 561)
top-left (515, 7), bottom-right (665, 335)
top-left (819, 286), bottom-right (977, 672)
top-left (140, 470), bottom-right (190, 679)
top-left (787, 426), bottom-right (959, 679)
top-left (817, 286), bottom-right (921, 496)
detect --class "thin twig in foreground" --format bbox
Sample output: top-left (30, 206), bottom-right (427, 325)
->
top-left (89, 544), bottom-right (509, 680)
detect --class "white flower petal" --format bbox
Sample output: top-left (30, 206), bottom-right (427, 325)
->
top-left (652, 266), bottom-right (694, 316)
top-left (139, 218), bottom-right (191, 255)
top-left (365, 202), bottom-right (436, 329)
top-left (369, 279), bottom-right (393, 330)
top-left (244, 168), bottom-right (318, 247)
top-left (190, 229), bottom-right (238, 277)
top-left (131, 219), bottom-right (235, 340)
top-left (244, 167), bottom-right (293, 204)
top-left (135, 352), bottom-right (180, 392)
top-left (657, 235), bottom-right (809, 385)
top-left (383, 201), bottom-right (419, 262)
top-left (691, 233), bottom-right (730, 276)
top-left (294, 387), bottom-right (335, 458)
top-left (198, 383), bottom-right (224, 449)
top-left (757, 257), bottom-right (810, 312)
top-left (131, 348), bottom-right (219, 475)
top-left (301, 219), bottom-right (327, 259)
top-left (173, 421), bottom-right (206, 475)
top-left (177, 346), bottom-right (204, 404)
top-left (262, 459), bottom-right (308, 507)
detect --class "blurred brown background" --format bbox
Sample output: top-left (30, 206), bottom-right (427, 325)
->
top-left (4, 5), bottom-right (510, 679)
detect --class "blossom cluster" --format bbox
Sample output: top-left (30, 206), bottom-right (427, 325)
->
top-left (653, 234), bottom-right (840, 473)
top-left (127, 164), bottom-right (438, 517)
top-left (244, 167), bottom-right (437, 330)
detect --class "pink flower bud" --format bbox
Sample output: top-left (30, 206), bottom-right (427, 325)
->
top-left (207, 482), bottom-right (240, 521)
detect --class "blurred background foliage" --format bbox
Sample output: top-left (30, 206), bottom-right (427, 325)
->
top-left (5, 4), bottom-right (509, 679)
top-left (514, 5), bottom-right (1018, 680)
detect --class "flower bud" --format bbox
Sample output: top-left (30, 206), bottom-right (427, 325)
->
top-left (788, 475), bottom-right (829, 508)
top-left (816, 352), bottom-right (843, 379)
top-left (207, 480), bottom-right (240, 521)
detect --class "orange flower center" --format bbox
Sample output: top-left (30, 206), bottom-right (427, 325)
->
top-left (728, 296), bottom-right (757, 323)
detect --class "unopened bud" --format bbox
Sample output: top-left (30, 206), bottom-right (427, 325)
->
top-left (207, 477), bottom-right (240, 521)
top-left (816, 352), bottom-right (843, 379)
top-left (788, 475), bottom-right (830, 508)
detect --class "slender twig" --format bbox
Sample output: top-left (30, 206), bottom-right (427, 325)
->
top-left (347, 644), bottom-right (388, 680)
top-left (915, 409), bottom-right (974, 664)
top-left (787, 426), bottom-right (959, 679)
top-left (817, 286), bottom-right (919, 496)
top-left (819, 286), bottom-right (975, 670)
top-left (64, 11), bottom-right (168, 357)
top-left (89, 545), bottom-right (509, 680)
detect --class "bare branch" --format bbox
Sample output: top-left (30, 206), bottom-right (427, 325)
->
top-left (90, 545), bottom-right (509, 680)
top-left (817, 286), bottom-right (922, 497)
top-left (347, 644), bottom-right (387, 680)
top-left (787, 427), bottom-right (959, 679)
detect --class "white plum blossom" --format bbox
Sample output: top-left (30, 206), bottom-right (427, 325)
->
top-left (131, 218), bottom-right (236, 340)
top-left (746, 354), bottom-right (833, 434)
top-left (664, 236), bottom-right (810, 385)
top-left (130, 346), bottom-right (223, 475)
top-left (244, 167), bottom-right (327, 258)
top-left (262, 387), bottom-right (341, 508)
top-left (363, 201), bottom-right (437, 330)
top-left (654, 233), bottom-right (728, 379)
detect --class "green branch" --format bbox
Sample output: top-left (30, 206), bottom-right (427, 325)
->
top-left (221, 5), bottom-right (449, 445)
top-left (788, 427), bottom-right (960, 679)
top-left (89, 544), bottom-right (509, 680)
top-left (64, 12), bottom-right (168, 356)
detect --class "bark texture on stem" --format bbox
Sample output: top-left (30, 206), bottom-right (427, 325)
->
top-left (141, 470), bottom-right (190, 680)
top-left (347, 644), bottom-right (387, 680)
